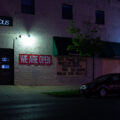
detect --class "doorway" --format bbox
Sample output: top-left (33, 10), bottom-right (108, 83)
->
top-left (0, 49), bottom-right (14, 85)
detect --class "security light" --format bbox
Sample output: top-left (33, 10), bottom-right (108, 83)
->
top-left (20, 34), bottom-right (35, 47)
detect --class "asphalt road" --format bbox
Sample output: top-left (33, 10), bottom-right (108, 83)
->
top-left (0, 94), bottom-right (120, 120)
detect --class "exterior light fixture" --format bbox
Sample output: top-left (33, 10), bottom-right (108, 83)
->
top-left (28, 34), bottom-right (30, 37)
top-left (19, 35), bottom-right (21, 38)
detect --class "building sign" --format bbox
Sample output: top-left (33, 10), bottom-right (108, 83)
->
top-left (56, 56), bottom-right (87, 76)
top-left (0, 16), bottom-right (13, 26)
top-left (19, 54), bottom-right (52, 65)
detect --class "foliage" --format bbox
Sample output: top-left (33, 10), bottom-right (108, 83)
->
top-left (66, 21), bottom-right (103, 57)
top-left (43, 90), bottom-right (79, 97)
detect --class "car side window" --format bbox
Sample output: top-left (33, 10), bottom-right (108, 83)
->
top-left (99, 77), bottom-right (107, 81)
top-left (112, 75), bottom-right (120, 81)
top-left (95, 76), bottom-right (108, 82)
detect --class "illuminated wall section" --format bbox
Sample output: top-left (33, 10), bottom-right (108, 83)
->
top-left (14, 34), bottom-right (57, 85)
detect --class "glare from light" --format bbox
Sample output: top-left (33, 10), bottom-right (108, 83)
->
top-left (20, 34), bottom-right (35, 47)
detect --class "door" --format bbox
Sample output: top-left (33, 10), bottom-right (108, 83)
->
top-left (0, 49), bottom-right (14, 85)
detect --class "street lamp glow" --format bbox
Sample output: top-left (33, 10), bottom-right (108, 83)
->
top-left (20, 34), bottom-right (35, 47)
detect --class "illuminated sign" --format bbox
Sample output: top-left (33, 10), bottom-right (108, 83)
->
top-left (1, 65), bottom-right (10, 69)
top-left (0, 16), bottom-right (13, 26)
top-left (2, 57), bottom-right (9, 62)
top-left (19, 54), bottom-right (52, 65)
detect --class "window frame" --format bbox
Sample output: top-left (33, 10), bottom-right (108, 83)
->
top-left (21, 0), bottom-right (35, 15)
top-left (96, 10), bottom-right (105, 25)
top-left (62, 4), bottom-right (73, 20)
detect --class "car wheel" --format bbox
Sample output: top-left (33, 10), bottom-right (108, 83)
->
top-left (99, 88), bottom-right (107, 97)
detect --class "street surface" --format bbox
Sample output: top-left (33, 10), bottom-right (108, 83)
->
top-left (0, 93), bottom-right (120, 120)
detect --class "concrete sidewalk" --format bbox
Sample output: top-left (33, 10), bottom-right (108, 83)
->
top-left (0, 85), bottom-right (80, 104)
top-left (0, 85), bottom-right (80, 95)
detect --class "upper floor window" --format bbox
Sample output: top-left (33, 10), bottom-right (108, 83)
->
top-left (62, 4), bottom-right (73, 20)
top-left (96, 10), bottom-right (105, 25)
top-left (21, 0), bottom-right (35, 14)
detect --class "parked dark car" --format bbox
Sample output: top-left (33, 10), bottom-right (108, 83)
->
top-left (79, 73), bottom-right (120, 97)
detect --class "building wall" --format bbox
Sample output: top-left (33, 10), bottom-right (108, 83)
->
top-left (102, 58), bottom-right (120, 75)
top-left (0, 0), bottom-right (120, 85)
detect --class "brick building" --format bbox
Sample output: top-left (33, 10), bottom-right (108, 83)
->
top-left (0, 0), bottom-right (120, 85)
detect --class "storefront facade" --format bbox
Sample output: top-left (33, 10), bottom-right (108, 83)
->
top-left (0, 0), bottom-right (120, 85)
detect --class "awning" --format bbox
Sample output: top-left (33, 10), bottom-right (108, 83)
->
top-left (53, 36), bottom-right (120, 58)
top-left (53, 36), bottom-right (76, 56)
top-left (102, 41), bottom-right (120, 58)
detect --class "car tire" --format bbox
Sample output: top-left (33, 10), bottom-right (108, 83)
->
top-left (99, 88), bottom-right (107, 97)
